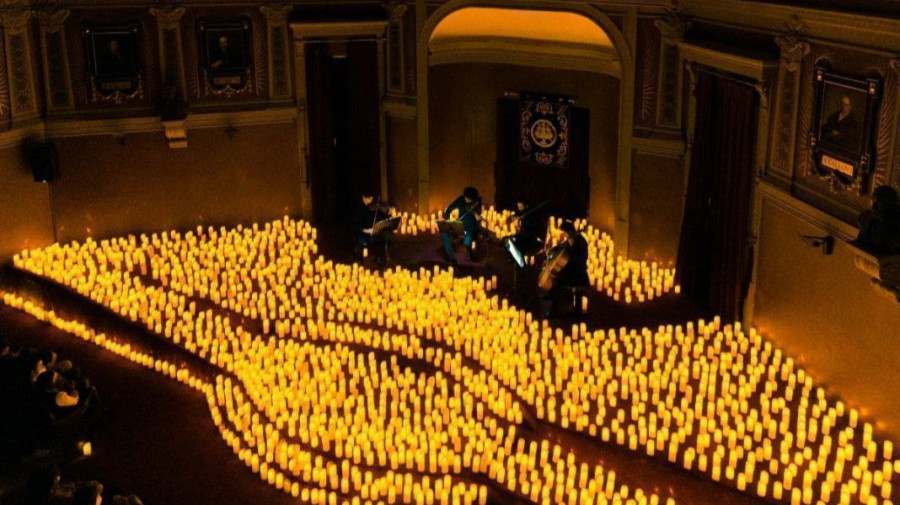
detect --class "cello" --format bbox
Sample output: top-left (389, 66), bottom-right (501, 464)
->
top-left (538, 242), bottom-right (570, 290)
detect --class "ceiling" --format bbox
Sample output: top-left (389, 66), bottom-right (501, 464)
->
top-left (428, 7), bottom-right (618, 75)
top-left (430, 7), bottom-right (614, 50)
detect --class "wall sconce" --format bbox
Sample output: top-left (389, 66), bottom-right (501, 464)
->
top-left (801, 235), bottom-right (834, 255)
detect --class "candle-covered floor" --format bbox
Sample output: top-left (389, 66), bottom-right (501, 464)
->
top-left (1, 217), bottom-right (896, 505)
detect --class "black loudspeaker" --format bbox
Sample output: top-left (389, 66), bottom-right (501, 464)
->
top-left (25, 140), bottom-right (58, 182)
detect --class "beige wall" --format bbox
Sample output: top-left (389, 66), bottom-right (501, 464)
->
top-left (428, 62), bottom-right (620, 232)
top-left (50, 124), bottom-right (303, 242)
top-left (629, 152), bottom-right (684, 265)
top-left (753, 193), bottom-right (900, 436)
top-left (0, 146), bottom-right (56, 261)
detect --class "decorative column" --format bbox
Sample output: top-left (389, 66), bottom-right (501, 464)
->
top-left (38, 9), bottom-right (74, 113)
top-left (260, 4), bottom-right (293, 103)
top-left (376, 33), bottom-right (388, 201)
top-left (769, 15), bottom-right (810, 186)
top-left (151, 7), bottom-right (188, 148)
top-left (149, 7), bottom-right (187, 99)
top-left (1, 10), bottom-right (40, 125)
top-left (654, 9), bottom-right (689, 129)
top-left (292, 33), bottom-right (314, 218)
top-left (888, 59), bottom-right (900, 189)
top-left (385, 0), bottom-right (407, 96)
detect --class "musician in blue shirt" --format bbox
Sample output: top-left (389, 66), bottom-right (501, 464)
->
top-left (441, 186), bottom-right (482, 263)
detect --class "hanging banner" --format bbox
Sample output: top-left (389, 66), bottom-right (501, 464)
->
top-left (519, 94), bottom-right (572, 168)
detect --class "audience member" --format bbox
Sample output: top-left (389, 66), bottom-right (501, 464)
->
top-left (857, 185), bottom-right (900, 256)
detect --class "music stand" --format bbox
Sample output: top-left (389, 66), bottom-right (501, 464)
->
top-left (373, 216), bottom-right (401, 235)
top-left (503, 237), bottom-right (526, 269)
top-left (436, 219), bottom-right (465, 237)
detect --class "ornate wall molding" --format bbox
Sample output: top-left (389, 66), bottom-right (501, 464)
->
top-left (654, 9), bottom-right (688, 129)
top-left (42, 107), bottom-right (297, 139)
top-left (150, 7), bottom-right (187, 100)
top-left (1, 10), bottom-right (40, 123)
top-left (38, 9), bottom-right (75, 112)
top-left (260, 4), bottom-right (292, 102)
top-left (768, 15), bottom-right (810, 187)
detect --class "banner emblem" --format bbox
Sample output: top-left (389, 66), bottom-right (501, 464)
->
top-left (519, 94), bottom-right (571, 168)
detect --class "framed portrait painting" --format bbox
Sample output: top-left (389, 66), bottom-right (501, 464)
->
top-left (807, 66), bottom-right (881, 194)
top-left (197, 19), bottom-right (252, 96)
top-left (84, 23), bottom-right (143, 103)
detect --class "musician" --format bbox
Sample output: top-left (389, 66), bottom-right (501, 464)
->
top-left (541, 220), bottom-right (589, 317)
top-left (353, 191), bottom-right (393, 265)
top-left (506, 200), bottom-right (545, 257)
top-left (441, 187), bottom-right (482, 263)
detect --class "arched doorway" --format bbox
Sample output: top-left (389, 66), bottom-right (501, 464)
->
top-left (416, 1), bottom-right (634, 244)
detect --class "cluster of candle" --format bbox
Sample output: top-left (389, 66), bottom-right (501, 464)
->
top-left (10, 218), bottom-right (657, 505)
top-left (11, 216), bottom-right (899, 505)
top-left (390, 207), bottom-right (678, 304)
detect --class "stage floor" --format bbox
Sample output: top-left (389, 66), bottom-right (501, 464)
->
top-left (0, 226), bottom-right (756, 505)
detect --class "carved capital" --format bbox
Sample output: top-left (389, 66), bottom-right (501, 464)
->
top-left (785, 14), bottom-right (808, 37)
top-left (386, 1), bottom-right (407, 22)
top-left (150, 7), bottom-right (185, 31)
top-left (775, 15), bottom-right (810, 72)
top-left (1, 10), bottom-right (32, 35)
top-left (37, 9), bottom-right (68, 33)
top-left (260, 4), bottom-right (292, 27)
top-left (655, 8), bottom-right (689, 41)
top-left (775, 35), bottom-right (810, 71)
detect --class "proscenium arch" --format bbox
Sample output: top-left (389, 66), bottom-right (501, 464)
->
top-left (416, 0), bottom-right (635, 250)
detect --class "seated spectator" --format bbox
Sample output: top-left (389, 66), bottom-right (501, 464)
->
top-left (55, 383), bottom-right (80, 409)
top-left (25, 464), bottom-right (61, 505)
top-left (112, 494), bottom-right (144, 505)
top-left (72, 481), bottom-right (104, 505)
top-left (857, 185), bottom-right (900, 256)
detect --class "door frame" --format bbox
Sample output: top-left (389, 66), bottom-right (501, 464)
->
top-left (290, 21), bottom-right (389, 219)
top-left (678, 42), bottom-right (778, 326)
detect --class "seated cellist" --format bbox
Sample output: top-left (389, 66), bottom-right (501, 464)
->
top-left (541, 220), bottom-right (589, 317)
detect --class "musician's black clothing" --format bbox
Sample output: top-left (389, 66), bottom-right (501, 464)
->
top-left (541, 233), bottom-right (590, 317)
top-left (352, 201), bottom-right (391, 263)
top-left (507, 207), bottom-right (544, 256)
top-left (556, 234), bottom-right (590, 287)
top-left (353, 201), bottom-right (378, 233)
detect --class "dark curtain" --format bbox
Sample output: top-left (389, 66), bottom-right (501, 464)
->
top-left (305, 44), bottom-right (336, 223)
top-left (676, 70), bottom-right (759, 321)
top-left (345, 41), bottom-right (381, 206)
top-left (495, 98), bottom-right (590, 220)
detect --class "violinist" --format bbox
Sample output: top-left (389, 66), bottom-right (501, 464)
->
top-left (441, 186), bottom-right (482, 263)
top-left (540, 220), bottom-right (589, 317)
top-left (353, 190), bottom-right (393, 265)
top-left (506, 199), bottom-right (545, 256)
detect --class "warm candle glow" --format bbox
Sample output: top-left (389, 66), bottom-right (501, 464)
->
top-left (5, 216), bottom-right (897, 505)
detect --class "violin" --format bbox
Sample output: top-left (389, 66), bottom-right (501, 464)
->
top-left (538, 241), bottom-right (570, 290)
